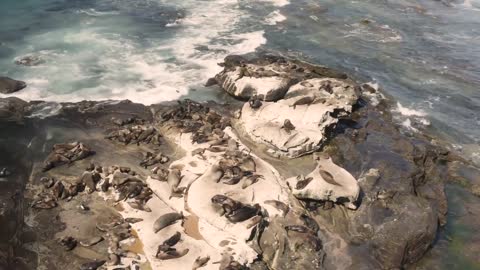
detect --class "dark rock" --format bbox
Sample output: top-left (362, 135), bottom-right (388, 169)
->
top-left (0, 97), bottom-right (28, 122)
top-left (0, 77), bottom-right (26, 94)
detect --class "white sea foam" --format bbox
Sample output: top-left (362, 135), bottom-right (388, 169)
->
top-left (265, 10), bottom-right (287, 25)
top-left (5, 0), bottom-right (270, 107)
top-left (396, 102), bottom-right (427, 117)
top-left (394, 102), bottom-right (431, 132)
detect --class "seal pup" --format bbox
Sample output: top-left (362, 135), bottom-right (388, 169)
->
top-left (153, 212), bottom-right (184, 233)
top-left (193, 255), bottom-right (211, 269)
top-left (281, 119), bottom-right (296, 134)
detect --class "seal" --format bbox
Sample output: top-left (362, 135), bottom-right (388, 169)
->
top-left (153, 212), bottom-right (184, 233)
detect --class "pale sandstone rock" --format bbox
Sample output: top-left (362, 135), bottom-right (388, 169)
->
top-left (286, 156), bottom-right (360, 209)
top-left (240, 78), bottom-right (359, 158)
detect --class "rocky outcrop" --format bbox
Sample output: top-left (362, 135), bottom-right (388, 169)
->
top-left (214, 56), bottom-right (360, 158)
top-left (1, 55), bottom-right (477, 270)
top-left (0, 77), bottom-right (26, 94)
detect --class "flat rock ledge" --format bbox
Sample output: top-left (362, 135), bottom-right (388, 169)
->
top-left (212, 55), bottom-right (360, 158)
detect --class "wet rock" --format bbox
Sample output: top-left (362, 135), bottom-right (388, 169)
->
top-left (0, 97), bottom-right (28, 122)
top-left (0, 76), bottom-right (27, 94)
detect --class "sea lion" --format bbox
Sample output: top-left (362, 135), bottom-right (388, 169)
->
top-left (242, 174), bottom-right (263, 189)
top-left (107, 254), bottom-right (120, 266)
top-left (59, 236), bottom-right (77, 251)
top-left (157, 248), bottom-right (189, 260)
top-left (51, 180), bottom-right (65, 199)
top-left (281, 119), bottom-right (296, 133)
top-left (264, 200), bottom-right (289, 217)
top-left (80, 260), bottom-right (106, 270)
top-left (127, 200), bottom-right (152, 212)
top-left (211, 195), bottom-right (240, 216)
top-left (319, 169), bottom-right (339, 186)
top-left (235, 63), bottom-right (251, 81)
top-left (125, 218), bottom-right (143, 224)
top-left (40, 177), bottom-right (55, 188)
top-left (226, 204), bottom-right (260, 223)
top-left (221, 166), bottom-right (243, 185)
top-left (300, 214), bottom-right (319, 234)
top-left (248, 95), bottom-right (262, 109)
top-left (284, 225), bottom-right (310, 234)
top-left (290, 96), bottom-right (315, 109)
top-left (193, 255), bottom-right (211, 269)
top-left (153, 212), bottom-right (184, 233)
top-left (295, 175), bottom-right (313, 189)
top-left (320, 80), bottom-right (333, 94)
top-left (167, 168), bottom-right (184, 198)
top-left (80, 236), bottom-right (104, 247)
top-left (163, 232), bottom-right (182, 247)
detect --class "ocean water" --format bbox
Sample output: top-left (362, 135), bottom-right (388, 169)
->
top-left (1, 0), bottom-right (480, 267)
top-left (0, 1), bottom-right (479, 155)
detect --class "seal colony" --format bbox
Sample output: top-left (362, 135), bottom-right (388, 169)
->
top-left (0, 55), bottom-right (479, 270)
